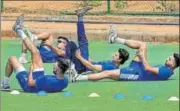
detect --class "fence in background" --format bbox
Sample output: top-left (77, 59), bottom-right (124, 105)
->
top-left (1, 1), bottom-right (179, 16)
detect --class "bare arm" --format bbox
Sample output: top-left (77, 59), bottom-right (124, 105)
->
top-left (28, 65), bottom-right (36, 86)
top-left (76, 50), bottom-right (102, 72)
top-left (42, 40), bottom-right (65, 56)
top-left (138, 49), bottom-right (158, 75)
top-left (48, 45), bottom-right (65, 56)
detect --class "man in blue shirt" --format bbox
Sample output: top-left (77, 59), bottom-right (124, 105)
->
top-left (1, 15), bottom-right (69, 92)
top-left (69, 25), bottom-right (179, 82)
top-left (67, 7), bottom-right (129, 75)
top-left (17, 15), bottom-right (68, 63)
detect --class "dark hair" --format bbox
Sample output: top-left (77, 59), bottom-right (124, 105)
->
top-left (57, 59), bottom-right (70, 74)
top-left (118, 48), bottom-right (129, 64)
top-left (57, 36), bottom-right (69, 43)
top-left (173, 53), bottom-right (179, 68)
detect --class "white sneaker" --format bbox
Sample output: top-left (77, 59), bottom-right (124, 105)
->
top-left (12, 14), bottom-right (24, 33)
top-left (108, 24), bottom-right (118, 44)
top-left (76, 6), bottom-right (93, 16)
top-left (18, 56), bottom-right (28, 64)
top-left (65, 69), bottom-right (78, 83)
top-left (1, 80), bottom-right (10, 90)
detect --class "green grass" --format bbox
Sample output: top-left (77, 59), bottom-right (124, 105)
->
top-left (1, 40), bottom-right (179, 111)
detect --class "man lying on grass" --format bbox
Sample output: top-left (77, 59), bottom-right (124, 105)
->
top-left (69, 25), bottom-right (179, 82)
top-left (65, 7), bottom-right (129, 77)
top-left (1, 15), bottom-right (69, 93)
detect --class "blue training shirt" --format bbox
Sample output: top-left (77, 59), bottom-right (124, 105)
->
top-left (90, 60), bottom-right (119, 71)
top-left (140, 65), bottom-right (174, 81)
top-left (37, 45), bottom-right (58, 63)
top-left (36, 75), bottom-right (68, 92)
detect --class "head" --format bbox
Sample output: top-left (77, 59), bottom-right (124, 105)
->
top-left (56, 36), bottom-right (69, 49)
top-left (53, 59), bottom-right (70, 75)
top-left (165, 53), bottom-right (179, 69)
top-left (113, 48), bottom-right (129, 65)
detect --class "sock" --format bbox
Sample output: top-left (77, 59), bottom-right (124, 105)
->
top-left (32, 34), bottom-right (38, 40)
top-left (3, 76), bottom-right (9, 85)
top-left (115, 38), bottom-right (125, 45)
top-left (76, 75), bottom-right (88, 81)
top-left (70, 64), bottom-right (75, 70)
top-left (17, 30), bottom-right (27, 40)
top-left (78, 16), bottom-right (84, 22)
top-left (21, 53), bottom-right (26, 57)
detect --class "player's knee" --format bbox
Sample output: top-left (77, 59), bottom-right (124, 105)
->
top-left (9, 56), bottom-right (17, 62)
top-left (46, 32), bottom-right (53, 38)
top-left (140, 42), bottom-right (147, 50)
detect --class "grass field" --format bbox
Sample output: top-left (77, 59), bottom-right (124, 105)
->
top-left (1, 40), bottom-right (179, 111)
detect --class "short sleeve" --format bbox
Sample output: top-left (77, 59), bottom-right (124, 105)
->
top-left (158, 66), bottom-right (173, 79)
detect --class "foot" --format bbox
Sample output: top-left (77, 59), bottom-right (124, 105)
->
top-left (66, 68), bottom-right (78, 83)
top-left (12, 14), bottom-right (24, 32)
top-left (108, 24), bottom-right (118, 44)
top-left (18, 56), bottom-right (28, 64)
top-left (76, 6), bottom-right (93, 16)
top-left (23, 26), bottom-right (34, 41)
top-left (1, 81), bottom-right (10, 90)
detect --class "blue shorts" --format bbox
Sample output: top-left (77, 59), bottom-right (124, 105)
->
top-left (36, 75), bottom-right (69, 92)
top-left (119, 61), bottom-right (143, 81)
top-left (16, 69), bottom-right (44, 93)
top-left (37, 45), bottom-right (57, 63)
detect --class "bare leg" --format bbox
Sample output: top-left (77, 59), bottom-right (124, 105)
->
top-left (19, 32), bottom-right (53, 63)
top-left (6, 56), bottom-right (26, 77)
top-left (19, 42), bottom-right (28, 63)
top-left (22, 32), bottom-right (54, 52)
top-left (37, 32), bottom-right (53, 42)
top-left (22, 42), bottom-right (27, 53)
top-left (1, 56), bottom-right (26, 88)
top-left (22, 37), bottom-right (43, 69)
top-left (14, 19), bottom-right (43, 69)
top-left (109, 25), bottom-right (147, 62)
top-left (76, 70), bottom-right (120, 81)
top-left (24, 27), bottom-right (54, 46)
top-left (115, 38), bottom-right (147, 62)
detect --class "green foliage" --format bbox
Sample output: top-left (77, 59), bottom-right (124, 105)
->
top-left (76, 0), bottom-right (102, 7)
top-left (1, 0), bottom-right (4, 12)
top-left (115, 0), bottom-right (128, 9)
top-left (155, 1), bottom-right (179, 12)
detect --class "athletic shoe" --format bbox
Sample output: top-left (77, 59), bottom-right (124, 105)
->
top-left (12, 14), bottom-right (24, 32)
top-left (18, 56), bottom-right (28, 64)
top-left (108, 24), bottom-right (118, 44)
top-left (76, 6), bottom-right (93, 16)
top-left (1, 80), bottom-right (10, 90)
top-left (66, 68), bottom-right (78, 83)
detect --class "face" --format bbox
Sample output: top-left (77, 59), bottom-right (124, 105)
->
top-left (112, 51), bottom-right (120, 62)
top-left (165, 56), bottom-right (176, 68)
top-left (57, 38), bottom-right (67, 49)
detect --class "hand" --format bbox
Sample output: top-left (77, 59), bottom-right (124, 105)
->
top-left (75, 50), bottom-right (82, 58)
top-left (137, 48), bottom-right (144, 58)
top-left (42, 40), bottom-right (52, 47)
